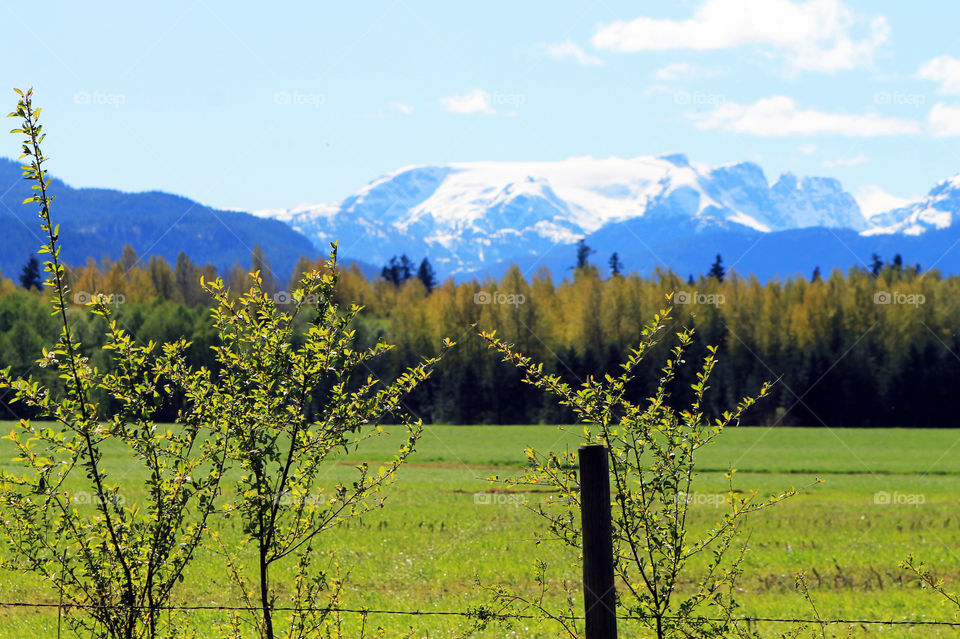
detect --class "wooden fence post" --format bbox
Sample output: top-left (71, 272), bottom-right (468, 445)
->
top-left (579, 444), bottom-right (618, 639)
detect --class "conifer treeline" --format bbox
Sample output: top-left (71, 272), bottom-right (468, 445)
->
top-left (0, 245), bottom-right (955, 426)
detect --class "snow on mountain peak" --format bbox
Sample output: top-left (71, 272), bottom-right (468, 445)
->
top-left (255, 155), bottom-right (883, 273)
top-left (862, 171), bottom-right (960, 236)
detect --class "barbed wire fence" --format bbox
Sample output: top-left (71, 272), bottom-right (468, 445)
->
top-left (3, 447), bottom-right (959, 637)
top-left (3, 600), bottom-right (960, 629)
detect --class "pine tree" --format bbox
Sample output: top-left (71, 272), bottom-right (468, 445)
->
top-left (870, 253), bottom-right (883, 277)
top-left (417, 257), bottom-right (437, 293)
top-left (811, 266), bottom-right (821, 282)
top-left (18, 255), bottom-right (41, 290)
top-left (381, 255), bottom-right (416, 287)
top-left (608, 252), bottom-right (623, 277)
top-left (575, 239), bottom-right (595, 269)
top-left (399, 255), bottom-right (415, 282)
top-left (381, 256), bottom-right (401, 286)
top-left (708, 254), bottom-right (725, 283)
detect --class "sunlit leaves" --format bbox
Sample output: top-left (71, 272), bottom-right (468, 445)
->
top-left (200, 244), bottom-right (451, 637)
top-left (0, 89), bottom-right (226, 639)
top-left (478, 306), bottom-right (804, 638)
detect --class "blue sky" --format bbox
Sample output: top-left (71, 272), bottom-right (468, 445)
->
top-left (2, 0), bottom-right (959, 214)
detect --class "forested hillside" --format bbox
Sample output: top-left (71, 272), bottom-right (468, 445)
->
top-left (0, 247), bottom-right (949, 426)
top-left (0, 158), bottom-right (320, 280)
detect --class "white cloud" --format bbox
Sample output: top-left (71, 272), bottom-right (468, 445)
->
top-left (822, 154), bottom-right (869, 167)
top-left (653, 62), bottom-right (723, 80)
top-left (693, 95), bottom-right (920, 136)
top-left (390, 101), bottom-right (414, 115)
top-left (542, 41), bottom-right (604, 66)
top-left (856, 184), bottom-right (915, 218)
top-left (797, 143), bottom-right (817, 154)
top-left (592, 0), bottom-right (889, 73)
top-left (441, 89), bottom-right (495, 115)
top-left (792, 15), bottom-right (888, 73)
top-left (916, 55), bottom-right (960, 94)
top-left (928, 102), bottom-right (960, 137)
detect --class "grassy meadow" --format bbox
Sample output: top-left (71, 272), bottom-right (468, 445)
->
top-left (0, 424), bottom-right (959, 637)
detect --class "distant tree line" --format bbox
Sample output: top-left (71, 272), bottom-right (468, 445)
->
top-left (381, 254), bottom-right (436, 292)
top-left (0, 243), bottom-right (952, 426)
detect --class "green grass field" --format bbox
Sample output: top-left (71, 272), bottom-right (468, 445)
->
top-left (1, 424), bottom-right (959, 638)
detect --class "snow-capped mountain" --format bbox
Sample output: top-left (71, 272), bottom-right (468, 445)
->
top-left (7, 151), bottom-right (960, 284)
top-left (863, 175), bottom-right (960, 236)
top-left (255, 154), bottom-right (869, 274)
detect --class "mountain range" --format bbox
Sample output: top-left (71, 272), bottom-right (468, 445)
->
top-left (5, 153), bottom-right (960, 285)
top-left (254, 154), bottom-right (960, 280)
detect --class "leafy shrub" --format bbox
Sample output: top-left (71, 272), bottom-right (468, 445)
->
top-left (477, 306), bottom-right (810, 638)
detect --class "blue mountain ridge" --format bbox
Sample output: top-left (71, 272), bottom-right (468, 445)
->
top-left (0, 158), bottom-right (376, 284)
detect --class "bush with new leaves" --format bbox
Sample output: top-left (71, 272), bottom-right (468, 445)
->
top-left (477, 306), bottom-right (811, 639)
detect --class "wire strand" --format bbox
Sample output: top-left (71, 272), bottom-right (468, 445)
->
top-left (0, 601), bottom-right (956, 627)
